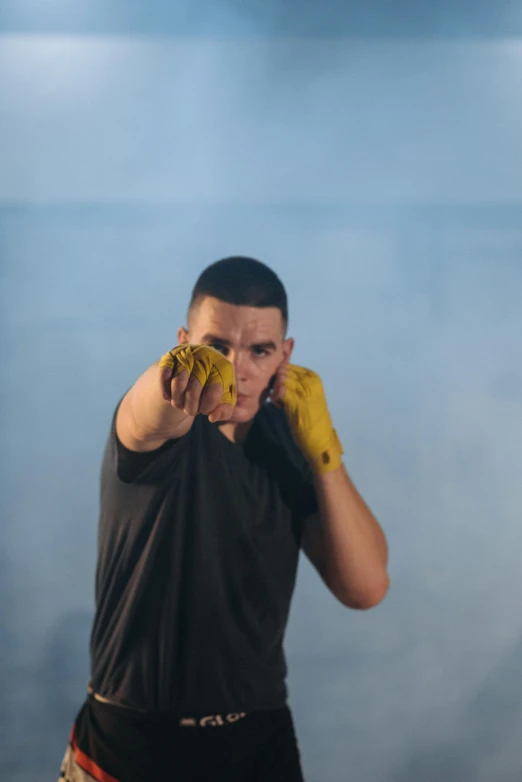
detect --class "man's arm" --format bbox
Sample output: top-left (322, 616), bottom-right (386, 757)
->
top-left (270, 362), bottom-right (389, 609)
top-left (116, 362), bottom-right (194, 453)
top-left (301, 464), bottom-right (389, 610)
top-left (117, 346), bottom-right (236, 453)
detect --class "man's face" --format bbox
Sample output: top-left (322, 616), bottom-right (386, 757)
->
top-left (178, 296), bottom-right (294, 423)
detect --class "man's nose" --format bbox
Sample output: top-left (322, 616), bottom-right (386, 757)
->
top-left (232, 352), bottom-right (248, 381)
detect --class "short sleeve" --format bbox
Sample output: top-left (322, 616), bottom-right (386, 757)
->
top-left (115, 433), bottom-right (181, 483)
top-left (292, 459), bottom-right (319, 522)
top-left (108, 401), bottom-right (188, 484)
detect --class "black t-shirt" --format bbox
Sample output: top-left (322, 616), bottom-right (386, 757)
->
top-left (89, 402), bottom-right (318, 715)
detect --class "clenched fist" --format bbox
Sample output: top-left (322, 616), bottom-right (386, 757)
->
top-left (159, 344), bottom-right (237, 423)
top-left (271, 363), bottom-right (343, 475)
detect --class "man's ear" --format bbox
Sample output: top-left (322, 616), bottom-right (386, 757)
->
top-left (177, 326), bottom-right (189, 345)
top-left (282, 337), bottom-right (294, 364)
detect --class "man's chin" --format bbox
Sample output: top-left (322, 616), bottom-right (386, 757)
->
top-left (224, 404), bottom-right (259, 424)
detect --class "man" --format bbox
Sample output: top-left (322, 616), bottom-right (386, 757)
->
top-left (59, 256), bottom-right (389, 782)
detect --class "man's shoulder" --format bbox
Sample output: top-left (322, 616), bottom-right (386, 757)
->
top-left (255, 402), bottom-right (290, 440)
top-left (255, 403), bottom-right (305, 465)
top-left (254, 405), bottom-right (317, 517)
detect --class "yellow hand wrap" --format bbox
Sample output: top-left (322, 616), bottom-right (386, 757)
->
top-left (159, 344), bottom-right (237, 406)
top-left (280, 364), bottom-right (343, 475)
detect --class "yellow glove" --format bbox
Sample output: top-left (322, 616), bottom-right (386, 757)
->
top-left (275, 364), bottom-right (343, 475)
top-left (159, 344), bottom-right (237, 407)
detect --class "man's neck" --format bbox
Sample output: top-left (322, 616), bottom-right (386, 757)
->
top-left (217, 419), bottom-right (255, 444)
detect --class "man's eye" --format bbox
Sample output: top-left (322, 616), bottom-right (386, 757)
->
top-left (252, 347), bottom-right (268, 357)
top-left (211, 343), bottom-right (228, 356)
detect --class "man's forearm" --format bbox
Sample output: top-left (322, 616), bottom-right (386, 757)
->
top-left (313, 464), bottom-right (389, 609)
top-left (117, 362), bottom-right (193, 452)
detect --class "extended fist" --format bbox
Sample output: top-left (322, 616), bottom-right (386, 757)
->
top-left (159, 344), bottom-right (237, 423)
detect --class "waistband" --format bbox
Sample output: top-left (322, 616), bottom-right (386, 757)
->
top-left (87, 686), bottom-right (248, 728)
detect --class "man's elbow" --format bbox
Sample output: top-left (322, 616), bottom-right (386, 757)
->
top-left (338, 574), bottom-right (390, 610)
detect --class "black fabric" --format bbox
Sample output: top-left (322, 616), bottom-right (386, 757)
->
top-left (71, 695), bottom-right (305, 782)
top-left (89, 402), bottom-right (318, 715)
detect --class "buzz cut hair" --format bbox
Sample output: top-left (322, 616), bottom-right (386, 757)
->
top-left (188, 256), bottom-right (288, 329)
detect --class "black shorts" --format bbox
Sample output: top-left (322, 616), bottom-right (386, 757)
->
top-left (59, 695), bottom-right (305, 782)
